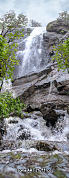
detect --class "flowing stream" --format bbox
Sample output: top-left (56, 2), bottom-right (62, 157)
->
top-left (0, 27), bottom-right (69, 178)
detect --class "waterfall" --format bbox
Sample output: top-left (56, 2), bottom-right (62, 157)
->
top-left (15, 27), bottom-right (47, 78)
top-left (1, 79), bottom-right (16, 98)
top-left (1, 79), bottom-right (12, 93)
top-left (3, 110), bottom-right (69, 143)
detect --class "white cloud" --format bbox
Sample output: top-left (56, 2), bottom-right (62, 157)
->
top-left (0, 0), bottom-right (15, 16)
top-left (0, 0), bottom-right (69, 25)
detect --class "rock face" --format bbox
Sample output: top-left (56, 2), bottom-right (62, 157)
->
top-left (41, 105), bottom-right (59, 127)
top-left (2, 19), bottom-right (69, 131)
top-left (12, 63), bottom-right (69, 126)
top-left (46, 19), bottom-right (69, 34)
top-left (54, 79), bottom-right (69, 95)
top-left (43, 32), bottom-right (62, 59)
top-left (11, 19), bottom-right (69, 126)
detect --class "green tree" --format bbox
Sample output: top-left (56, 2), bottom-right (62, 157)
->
top-left (57, 11), bottom-right (69, 25)
top-left (52, 38), bottom-right (69, 72)
top-left (0, 11), bottom-right (28, 89)
top-left (0, 10), bottom-right (28, 37)
top-left (30, 19), bottom-right (41, 27)
top-left (0, 35), bottom-right (19, 81)
top-left (0, 92), bottom-right (25, 119)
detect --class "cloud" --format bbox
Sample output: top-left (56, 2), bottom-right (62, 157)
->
top-left (0, 0), bottom-right (69, 25)
top-left (0, 0), bottom-right (15, 16)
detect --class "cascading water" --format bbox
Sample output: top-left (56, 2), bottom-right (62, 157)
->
top-left (3, 110), bottom-right (69, 144)
top-left (0, 27), bottom-right (69, 178)
top-left (1, 79), bottom-right (12, 93)
top-left (15, 27), bottom-right (47, 78)
top-left (1, 27), bottom-right (69, 147)
top-left (1, 27), bottom-right (46, 92)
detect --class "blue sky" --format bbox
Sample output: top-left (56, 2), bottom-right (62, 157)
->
top-left (0, 0), bottom-right (69, 25)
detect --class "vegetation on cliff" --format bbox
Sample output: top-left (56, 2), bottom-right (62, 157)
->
top-left (0, 11), bottom-right (28, 87)
top-left (0, 92), bottom-right (25, 119)
top-left (49, 11), bottom-right (69, 72)
top-left (0, 11), bottom-right (27, 118)
top-left (52, 38), bottom-right (69, 72)
top-left (46, 11), bottom-right (69, 34)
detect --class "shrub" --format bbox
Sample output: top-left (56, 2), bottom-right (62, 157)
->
top-left (0, 92), bottom-right (25, 119)
top-left (52, 38), bottom-right (69, 72)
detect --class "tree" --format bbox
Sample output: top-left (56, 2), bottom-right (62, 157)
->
top-left (52, 38), bottom-right (69, 72)
top-left (57, 11), bottom-right (69, 25)
top-left (0, 11), bottom-right (28, 89)
top-left (0, 35), bottom-right (18, 81)
top-left (30, 19), bottom-right (41, 27)
top-left (0, 10), bottom-right (28, 37)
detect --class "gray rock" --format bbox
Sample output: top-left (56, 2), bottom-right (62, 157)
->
top-left (0, 121), bottom-right (5, 143)
top-left (46, 19), bottom-right (69, 34)
top-left (7, 22), bottom-right (69, 126)
top-left (36, 141), bottom-right (58, 151)
top-left (18, 130), bottom-right (31, 140)
top-left (67, 106), bottom-right (69, 114)
top-left (67, 133), bottom-right (69, 140)
top-left (13, 64), bottom-right (69, 108)
top-left (54, 79), bottom-right (69, 95)
top-left (40, 105), bottom-right (59, 127)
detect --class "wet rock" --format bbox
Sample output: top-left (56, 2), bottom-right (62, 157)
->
top-left (12, 62), bottom-right (69, 112)
top-left (67, 107), bottom-right (69, 114)
top-left (43, 32), bottom-right (62, 62)
top-left (26, 104), bottom-right (34, 112)
top-left (9, 120), bottom-right (18, 124)
top-left (32, 111), bottom-right (43, 117)
top-left (54, 80), bottom-right (69, 95)
top-left (36, 141), bottom-right (58, 151)
top-left (22, 111), bottom-right (31, 118)
top-left (9, 23), bottom-right (69, 124)
top-left (67, 133), bottom-right (69, 140)
top-left (41, 105), bottom-right (59, 127)
top-left (46, 19), bottom-right (69, 34)
top-left (31, 121), bottom-right (38, 128)
top-left (18, 130), bottom-right (31, 140)
top-left (0, 140), bottom-right (18, 151)
top-left (12, 67), bottom-right (69, 125)
top-left (0, 121), bottom-right (5, 143)
top-left (0, 122), bottom-right (4, 136)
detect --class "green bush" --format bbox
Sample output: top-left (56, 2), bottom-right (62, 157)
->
top-left (0, 92), bottom-right (25, 119)
top-left (52, 38), bottom-right (69, 72)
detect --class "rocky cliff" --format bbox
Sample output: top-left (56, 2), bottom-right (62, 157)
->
top-left (0, 19), bottom-right (69, 142)
top-left (12, 19), bottom-right (69, 127)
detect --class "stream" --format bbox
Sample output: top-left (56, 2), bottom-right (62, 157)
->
top-left (0, 111), bottom-right (69, 178)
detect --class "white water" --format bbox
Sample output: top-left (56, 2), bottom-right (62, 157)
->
top-left (3, 110), bottom-right (69, 146)
top-left (1, 27), bottom-right (69, 154)
top-left (49, 111), bottom-right (69, 142)
top-left (1, 78), bottom-right (16, 98)
top-left (1, 79), bottom-right (12, 93)
top-left (16, 27), bottom-right (47, 77)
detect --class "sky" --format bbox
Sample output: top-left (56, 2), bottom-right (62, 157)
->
top-left (0, 0), bottom-right (69, 26)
